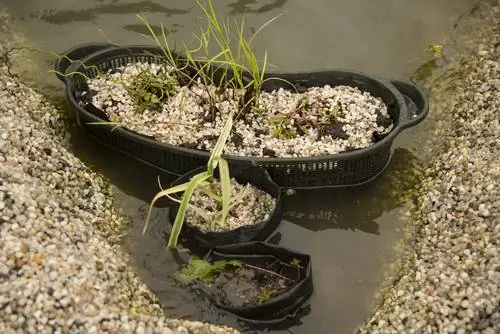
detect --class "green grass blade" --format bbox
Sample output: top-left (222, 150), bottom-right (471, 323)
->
top-left (168, 171), bottom-right (210, 248)
top-left (142, 182), bottom-right (193, 235)
top-left (218, 158), bottom-right (231, 225)
top-left (207, 113), bottom-right (233, 176)
top-left (260, 50), bottom-right (268, 83)
top-left (248, 13), bottom-right (283, 46)
top-left (261, 76), bottom-right (297, 92)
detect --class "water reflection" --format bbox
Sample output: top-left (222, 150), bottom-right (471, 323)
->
top-left (227, 0), bottom-right (289, 15)
top-left (38, 1), bottom-right (189, 24)
top-left (283, 148), bottom-right (421, 234)
top-left (122, 23), bottom-right (181, 36)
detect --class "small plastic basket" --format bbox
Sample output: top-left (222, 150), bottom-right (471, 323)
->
top-left (59, 44), bottom-right (428, 189)
top-left (191, 241), bottom-right (313, 328)
top-left (168, 164), bottom-right (283, 249)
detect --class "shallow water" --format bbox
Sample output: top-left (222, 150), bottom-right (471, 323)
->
top-left (2, 0), bottom-right (476, 333)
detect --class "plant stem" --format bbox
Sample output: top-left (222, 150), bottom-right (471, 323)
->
top-left (243, 263), bottom-right (292, 282)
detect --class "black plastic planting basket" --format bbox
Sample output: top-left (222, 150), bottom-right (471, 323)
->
top-left (168, 165), bottom-right (283, 249)
top-left (193, 242), bottom-right (313, 327)
top-left (59, 44), bottom-right (429, 189)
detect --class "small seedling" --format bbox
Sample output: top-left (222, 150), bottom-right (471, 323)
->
top-left (291, 258), bottom-right (303, 281)
top-left (142, 112), bottom-right (238, 248)
top-left (127, 69), bottom-right (178, 111)
top-left (319, 102), bottom-right (342, 125)
top-left (269, 115), bottom-right (297, 139)
top-left (257, 287), bottom-right (273, 305)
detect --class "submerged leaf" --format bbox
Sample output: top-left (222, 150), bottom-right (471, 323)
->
top-left (175, 256), bottom-right (242, 285)
top-left (425, 43), bottom-right (444, 57)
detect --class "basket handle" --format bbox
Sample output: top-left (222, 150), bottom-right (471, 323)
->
top-left (391, 80), bottom-right (429, 130)
top-left (54, 43), bottom-right (115, 83)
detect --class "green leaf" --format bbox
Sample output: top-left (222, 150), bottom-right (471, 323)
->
top-left (142, 182), bottom-right (195, 235)
top-left (150, 94), bottom-right (160, 103)
top-left (175, 256), bottom-right (242, 285)
top-left (167, 171), bottom-right (211, 248)
top-left (426, 43), bottom-right (444, 57)
top-left (207, 114), bottom-right (233, 176)
top-left (218, 158), bottom-right (231, 225)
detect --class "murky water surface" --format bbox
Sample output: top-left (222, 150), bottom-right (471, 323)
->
top-left (2, 0), bottom-right (475, 333)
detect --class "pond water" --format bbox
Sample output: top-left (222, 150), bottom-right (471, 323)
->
top-left (2, 0), bottom-right (476, 333)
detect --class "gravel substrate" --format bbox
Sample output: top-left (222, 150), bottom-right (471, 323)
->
top-left (86, 62), bottom-right (393, 157)
top-left (0, 10), bottom-right (239, 334)
top-left (185, 178), bottom-right (276, 232)
top-left (357, 3), bottom-right (500, 333)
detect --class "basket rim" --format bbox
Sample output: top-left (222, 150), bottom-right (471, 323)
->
top-left (65, 44), bottom-right (414, 165)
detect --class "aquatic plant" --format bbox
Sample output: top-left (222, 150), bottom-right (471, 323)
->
top-left (127, 69), bottom-right (179, 111)
top-left (256, 287), bottom-right (273, 304)
top-left (175, 256), bottom-right (242, 285)
top-left (176, 254), bottom-right (301, 308)
top-left (141, 111), bottom-right (236, 248)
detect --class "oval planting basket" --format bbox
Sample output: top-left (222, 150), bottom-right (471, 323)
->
top-left (58, 43), bottom-right (429, 189)
top-left (168, 164), bottom-right (283, 250)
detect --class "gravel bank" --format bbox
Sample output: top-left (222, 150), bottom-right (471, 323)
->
top-left (0, 10), bottom-right (239, 334)
top-left (358, 3), bottom-right (499, 333)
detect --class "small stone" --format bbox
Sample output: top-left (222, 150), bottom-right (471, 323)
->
top-left (460, 299), bottom-right (469, 308)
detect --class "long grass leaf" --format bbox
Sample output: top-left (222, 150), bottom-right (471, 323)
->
top-left (207, 113), bottom-right (233, 176)
top-left (248, 13), bottom-right (283, 46)
top-left (218, 158), bottom-right (231, 225)
top-left (168, 172), bottom-right (210, 248)
top-left (142, 182), bottom-right (192, 235)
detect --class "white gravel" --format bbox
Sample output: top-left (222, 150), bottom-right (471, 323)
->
top-left (358, 3), bottom-right (500, 333)
top-left (86, 62), bottom-right (393, 158)
top-left (184, 178), bottom-right (276, 232)
top-left (0, 10), bottom-right (239, 334)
